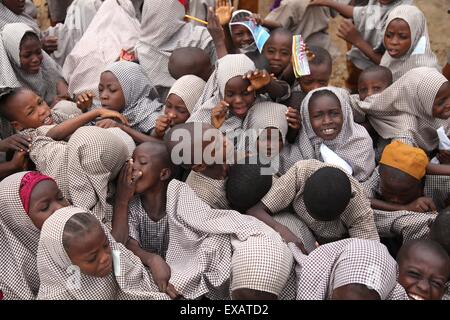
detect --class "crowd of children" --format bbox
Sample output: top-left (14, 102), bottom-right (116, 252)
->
top-left (1, 0), bottom-right (450, 300)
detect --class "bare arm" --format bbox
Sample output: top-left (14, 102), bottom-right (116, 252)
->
top-left (309, 0), bottom-right (354, 18)
top-left (427, 163), bottom-right (450, 176)
top-left (126, 238), bottom-right (160, 268)
top-left (115, 124), bottom-right (160, 144)
top-left (370, 198), bottom-right (407, 211)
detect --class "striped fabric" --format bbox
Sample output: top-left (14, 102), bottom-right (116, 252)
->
top-left (350, 67), bottom-right (448, 152)
top-left (36, 207), bottom-right (170, 300)
top-left (104, 61), bottom-right (163, 134)
top-left (280, 87), bottom-right (375, 182)
top-left (380, 5), bottom-right (440, 81)
top-left (289, 238), bottom-right (409, 300)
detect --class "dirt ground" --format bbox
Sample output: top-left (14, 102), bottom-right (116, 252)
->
top-left (34, 0), bottom-right (449, 86)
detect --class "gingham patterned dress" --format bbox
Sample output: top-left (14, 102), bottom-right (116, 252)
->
top-left (104, 61), bottom-right (163, 134)
top-left (136, 0), bottom-right (215, 97)
top-left (289, 238), bottom-right (409, 300)
top-left (380, 5), bottom-right (440, 81)
top-left (63, 0), bottom-right (140, 97)
top-left (348, 0), bottom-right (413, 70)
top-left (262, 159), bottom-right (380, 243)
top-left (349, 67), bottom-right (449, 152)
top-left (1, 23), bottom-right (65, 104)
top-left (36, 206), bottom-right (170, 300)
top-left (0, 3), bottom-right (40, 33)
top-left (0, 172), bottom-right (41, 300)
top-left (280, 87), bottom-right (376, 182)
top-left (164, 179), bottom-right (293, 299)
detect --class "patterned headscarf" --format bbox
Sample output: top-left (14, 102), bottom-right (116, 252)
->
top-left (380, 5), bottom-right (440, 81)
top-left (0, 172), bottom-right (42, 299)
top-left (37, 206), bottom-right (170, 300)
top-left (19, 172), bottom-right (55, 214)
top-left (0, 2), bottom-right (40, 33)
top-left (104, 61), bottom-right (163, 133)
top-left (350, 67), bottom-right (448, 152)
top-left (1, 23), bottom-right (64, 104)
top-left (167, 75), bottom-right (206, 114)
top-left (281, 87), bottom-right (375, 182)
top-left (229, 10), bottom-right (257, 54)
top-left (289, 238), bottom-right (408, 300)
top-left (136, 0), bottom-right (215, 90)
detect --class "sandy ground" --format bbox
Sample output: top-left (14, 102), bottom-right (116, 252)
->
top-left (34, 0), bottom-right (449, 86)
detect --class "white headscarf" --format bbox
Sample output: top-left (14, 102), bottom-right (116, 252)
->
top-left (167, 75), bottom-right (206, 114)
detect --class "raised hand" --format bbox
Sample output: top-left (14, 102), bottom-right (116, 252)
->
top-left (337, 19), bottom-right (362, 46)
top-left (41, 36), bottom-right (58, 54)
top-left (116, 159), bottom-right (140, 203)
top-left (286, 107), bottom-right (301, 130)
top-left (211, 100), bottom-right (230, 129)
top-left (154, 114), bottom-right (175, 138)
top-left (215, 0), bottom-right (234, 26)
top-left (243, 69), bottom-right (271, 92)
top-left (76, 91), bottom-right (94, 112)
top-left (207, 6), bottom-right (226, 44)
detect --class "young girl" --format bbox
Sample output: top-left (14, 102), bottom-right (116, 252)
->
top-left (37, 207), bottom-right (170, 300)
top-left (281, 87), bottom-right (376, 182)
top-left (77, 61), bottom-right (164, 134)
top-left (153, 75), bottom-right (206, 139)
top-left (1, 23), bottom-right (69, 105)
top-left (0, 171), bottom-right (69, 299)
top-left (350, 67), bottom-right (450, 154)
top-left (380, 5), bottom-right (440, 81)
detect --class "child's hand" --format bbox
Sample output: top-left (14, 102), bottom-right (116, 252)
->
top-left (0, 134), bottom-right (32, 153)
top-left (278, 224), bottom-right (308, 254)
top-left (248, 13), bottom-right (263, 25)
top-left (405, 197), bottom-right (437, 213)
top-left (116, 159), bottom-right (140, 203)
top-left (211, 100), bottom-right (230, 129)
top-left (337, 19), bottom-right (362, 46)
top-left (76, 91), bottom-right (94, 112)
top-left (154, 114), bottom-right (175, 138)
top-left (308, 0), bottom-right (332, 7)
top-left (41, 36), bottom-right (58, 54)
top-left (244, 69), bottom-right (271, 92)
top-left (437, 150), bottom-right (450, 164)
top-left (11, 151), bottom-right (29, 171)
top-left (286, 107), bottom-right (301, 130)
top-left (147, 255), bottom-right (175, 297)
top-left (96, 119), bottom-right (119, 129)
top-left (215, 0), bottom-right (234, 26)
top-left (96, 108), bottom-right (129, 126)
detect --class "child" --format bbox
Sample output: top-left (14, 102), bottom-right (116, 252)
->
top-left (153, 75), bottom-right (207, 139)
top-left (280, 87), bottom-right (376, 182)
top-left (350, 67), bottom-right (450, 154)
top-left (77, 61), bottom-right (164, 134)
top-left (358, 65), bottom-right (393, 101)
top-left (168, 47), bottom-right (214, 83)
top-left (137, 0), bottom-right (215, 101)
top-left (1, 23), bottom-right (69, 105)
top-left (247, 159), bottom-right (380, 246)
top-left (0, 87), bottom-right (132, 223)
top-left (37, 207), bottom-right (170, 300)
top-left (380, 5), bottom-right (440, 81)
top-left (397, 239), bottom-right (450, 300)
top-left (262, 27), bottom-right (293, 81)
top-left (136, 137), bottom-right (293, 300)
top-left (289, 238), bottom-right (404, 300)
top-left (0, 171), bottom-right (69, 299)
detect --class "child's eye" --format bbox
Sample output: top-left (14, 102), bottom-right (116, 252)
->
top-left (87, 255), bottom-right (97, 263)
top-left (407, 271), bottom-right (421, 278)
top-left (39, 203), bottom-right (50, 212)
top-left (430, 280), bottom-right (444, 289)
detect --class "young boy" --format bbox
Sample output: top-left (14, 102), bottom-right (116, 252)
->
top-left (358, 65), bottom-right (393, 101)
top-left (168, 47), bottom-right (215, 83)
top-left (363, 141), bottom-right (449, 243)
top-left (397, 239), bottom-right (450, 300)
top-left (114, 139), bottom-right (293, 300)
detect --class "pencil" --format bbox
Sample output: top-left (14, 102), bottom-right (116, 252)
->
top-left (184, 15), bottom-right (208, 25)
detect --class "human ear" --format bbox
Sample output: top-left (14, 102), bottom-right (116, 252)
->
top-left (160, 168), bottom-right (171, 181)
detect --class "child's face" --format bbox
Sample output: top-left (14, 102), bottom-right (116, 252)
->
top-left (131, 145), bottom-right (167, 194)
top-left (379, 165), bottom-right (422, 205)
top-left (384, 18), bottom-right (412, 59)
top-left (224, 76), bottom-right (256, 119)
top-left (9, 89), bottom-right (53, 131)
top-left (257, 128), bottom-right (283, 158)
top-left (308, 95), bottom-right (343, 141)
top-left (99, 71), bottom-right (126, 112)
top-left (28, 180), bottom-right (69, 230)
top-left (263, 33), bottom-right (292, 76)
top-left (66, 223), bottom-right (112, 278)
top-left (398, 247), bottom-right (450, 300)
top-left (298, 64), bottom-right (331, 93)
top-left (20, 37), bottom-right (43, 74)
top-left (3, 0), bottom-right (25, 15)
top-left (165, 93), bottom-right (190, 126)
top-left (230, 25), bottom-right (254, 49)
top-left (358, 73), bottom-right (390, 101)
top-left (432, 82), bottom-right (450, 120)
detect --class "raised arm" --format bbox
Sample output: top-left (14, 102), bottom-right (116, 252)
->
top-left (309, 0), bottom-right (354, 19)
